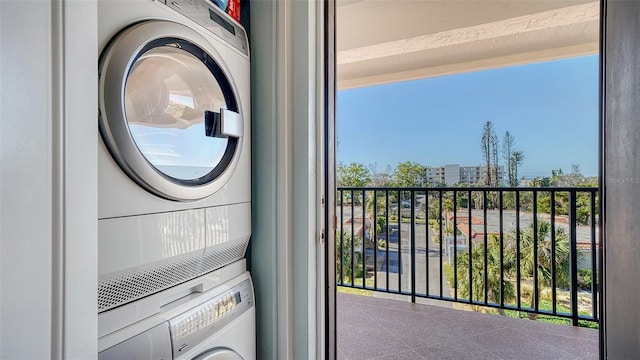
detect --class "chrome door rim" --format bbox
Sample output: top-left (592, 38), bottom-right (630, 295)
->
top-left (99, 20), bottom-right (244, 201)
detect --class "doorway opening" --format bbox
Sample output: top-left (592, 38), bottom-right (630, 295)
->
top-left (332, 1), bottom-right (602, 359)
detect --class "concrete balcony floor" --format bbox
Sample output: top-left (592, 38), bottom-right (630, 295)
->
top-left (337, 292), bottom-right (598, 360)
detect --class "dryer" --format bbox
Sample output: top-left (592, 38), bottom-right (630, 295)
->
top-left (97, 0), bottom-right (250, 316)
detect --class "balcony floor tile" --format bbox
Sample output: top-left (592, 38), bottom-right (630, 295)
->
top-left (337, 292), bottom-right (598, 360)
top-left (413, 339), bottom-right (500, 360)
top-left (337, 323), bottom-right (413, 360)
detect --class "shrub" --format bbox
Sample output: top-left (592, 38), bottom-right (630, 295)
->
top-left (336, 231), bottom-right (361, 282)
top-left (578, 269), bottom-right (595, 291)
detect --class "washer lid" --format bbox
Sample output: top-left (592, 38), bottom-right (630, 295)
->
top-left (193, 348), bottom-right (243, 360)
top-left (99, 20), bottom-right (244, 201)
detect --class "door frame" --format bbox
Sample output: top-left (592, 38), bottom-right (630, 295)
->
top-left (326, 1), bottom-right (610, 359)
top-left (323, 0), bottom-right (337, 358)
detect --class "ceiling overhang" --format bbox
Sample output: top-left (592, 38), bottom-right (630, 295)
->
top-left (337, 1), bottom-right (600, 89)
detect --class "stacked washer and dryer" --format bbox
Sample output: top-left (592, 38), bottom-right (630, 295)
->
top-left (97, 0), bottom-right (254, 358)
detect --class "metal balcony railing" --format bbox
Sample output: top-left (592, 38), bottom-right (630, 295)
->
top-left (336, 186), bottom-right (600, 326)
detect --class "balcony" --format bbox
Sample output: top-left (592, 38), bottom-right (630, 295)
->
top-left (337, 292), bottom-right (598, 359)
top-left (336, 186), bottom-right (600, 358)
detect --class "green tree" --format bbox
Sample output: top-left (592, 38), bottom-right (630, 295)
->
top-left (427, 191), bottom-right (455, 235)
top-left (337, 162), bottom-right (371, 187)
top-left (502, 131), bottom-right (515, 186)
top-left (455, 236), bottom-right (516, 315)
top-left (510, 151), bottom-right (525, 187)
top-left (530, 177), bottom-right (551, 187)
top-left (500, 131), bottom-right (525, 187)
top-left (576, 183), bottom-right (599, 225)
top-left (442, 197), bottom-right (454, 212)
top-left (491, 133), bottom-right (501, 185)
top-left (481, 121), bottom-right (497, 186)
top-left (568, 164), bottom-right (584, 186)
top-left (393, 161), bottom-right (426, 187)
top-left (365, 190), bottom-right (384, 213)
top-left (364, 190), bottom-right (388, 230)
top-left (501, 190), bottom-right (535, 211)
top-left (369, 164), bottom-right (393, 187)
top-left (505, 221), bottom-right (570, 320)
top-left (336, 231), bottom-right (356, 283)
top-left (550, 165), bottom-right (588, 187)
top-left (502, 192), bottom-right (516, 210)
top-left (537, 166), bottom-right (598, 225)
top-left (536, 191), bottom-right (552, 214)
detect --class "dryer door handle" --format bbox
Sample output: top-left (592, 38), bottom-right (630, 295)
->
top-left (204, 109), bottom-right (243, 138)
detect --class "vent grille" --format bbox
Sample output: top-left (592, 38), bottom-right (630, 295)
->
top-left (98, 238), bottom-right (249, 313)
top-left (199, 238), bottom-right (248, 276)
top-left (98, 252), bottom-right (202, 312)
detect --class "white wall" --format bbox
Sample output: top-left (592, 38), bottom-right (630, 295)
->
top-left (1, 3), bottom-right (55, 356)
top-left (0, 0), bottom-right (323, 358)
top-left (0, 1), bottom-right (97, 358)
top-left (250, 0), bottom-right (324, 358)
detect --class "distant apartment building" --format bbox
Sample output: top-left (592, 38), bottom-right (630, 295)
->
top-left (426, 164), bottom-right (504, 186)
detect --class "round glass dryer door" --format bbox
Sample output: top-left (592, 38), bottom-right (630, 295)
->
top-left (193, 348), bottom-right (243, 360)
top-left (99, 21), bottom-right (244, 201)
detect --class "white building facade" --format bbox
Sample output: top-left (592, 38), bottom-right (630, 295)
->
top-left (426, 164), bottom-right (504, 186)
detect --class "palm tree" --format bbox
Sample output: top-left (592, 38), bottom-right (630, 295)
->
top-left (336, 231), bottom-right (364, 284)
top-left (455, 236), bottom-right (515, 315)
top-left (505, 221), bottom-right (570, 319)
top-left (364, 190), bottom-right (389, 246)
top-left (442, 196), bottom-right (454, 212)
top-left (427, 193), bottom-right (455, 235)
top-left (365, 190), bottom-right (387, 216)
top-left (472, 191), bottom-right (484, 210)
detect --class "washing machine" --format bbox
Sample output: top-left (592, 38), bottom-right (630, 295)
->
top-left (98, 265), bottom-right (256, 360)
top-left (97, 0), bottom-right (251, 325)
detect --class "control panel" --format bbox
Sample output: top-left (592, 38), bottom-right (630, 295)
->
top-left (169, 279), bottom-right (253, 358)
top-left (162, 0), bottom-right (248, 56)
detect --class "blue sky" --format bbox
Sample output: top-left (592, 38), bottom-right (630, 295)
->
top-left (336, 55), bottom-right (599, 178)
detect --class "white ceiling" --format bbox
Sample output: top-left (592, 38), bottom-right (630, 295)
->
top-left (336, 0), bottom-right (600, 89)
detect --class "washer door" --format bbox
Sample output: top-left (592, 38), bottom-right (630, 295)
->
top-left (193, 348), bottom-right (243, 360)
top-left (99, 20), bottom-right (244, 201)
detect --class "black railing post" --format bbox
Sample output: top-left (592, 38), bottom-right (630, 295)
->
top-left (516, 191), bottom-right (521, 310)
top-left (483, 190), bottom-right (488, 305)
top-left (397, 190), bottom-right (402, 293)
top-left (569, 190), bottom-right (579, 326)
top-left (410, 190), bottom-right (416, 303)
top-left (362, 190), bottom-right (367, 288)
top-left (373, 191), bottom-right (378, 291)
top-left (350, 190), bottom-right (355, 286)
top-left (385, 190), bottom-right (390, 292)
top-left (468, 189), bottom-right (473, 303)
top-left (439, 190), bottom-right (444, 299)
top-left (551, 191), bottom-right (557, 315)
top-left (590, 190), bottom-right (598, 320)
top-left (425, 191), bottom-right (430, 297)
top-left (499, 190), bottom-right (504, 308)
top-left (533, 190), bottom-right (539, 313)
top-left (339, 190), bottom-right (344, 286)
top-left (453, 190), bottom-right (458, 301)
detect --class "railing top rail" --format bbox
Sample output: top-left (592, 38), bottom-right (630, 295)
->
top-left (337, 186), bottom-right (599, 192)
